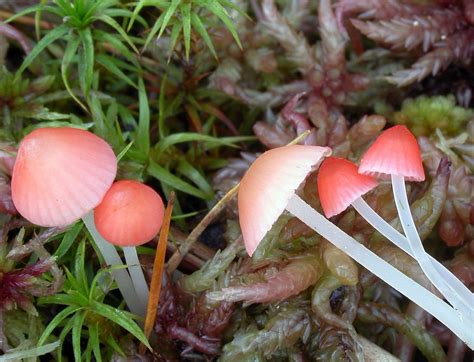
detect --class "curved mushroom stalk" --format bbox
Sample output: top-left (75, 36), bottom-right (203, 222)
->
top-left (390, 175), bottom-right (474, 317)
top-left (351, 196), bottom-right (474, 319)
top-left (286, 194), bottom-right (473, 348)
top-left (82, 212), bottom-right (144, 316)
top-left (359, 125), bottom-right (473, 319)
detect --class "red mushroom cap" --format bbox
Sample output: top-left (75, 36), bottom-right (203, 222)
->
top-left (238, 145), bottom-right (331, 256)
top-left (359, 125), bottom-right (425, 181)
top-left (94, 180), bottom-right (165, 247)
top-left (318, 157), bottom-right (378, 218)
top-left (12, 127), bottom-right (117, 226)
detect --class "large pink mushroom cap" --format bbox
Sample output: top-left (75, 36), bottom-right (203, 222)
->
top-left (318, 157), bottom-right (378, 218)
top-left (94, 180), bottom-right (165, 247)
top-left (359, 125), bottom-right (425, 182)
top-left (238, 145), bottom-right (331, 256)
top-left (12, 127), bottom-right (117, 226)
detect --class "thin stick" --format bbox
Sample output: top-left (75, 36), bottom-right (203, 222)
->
top-left (140, 192), bottom-right (175, 353)
top-left (166, 184), bottom-right (238, 272)
top-left (287, 130), bottom-right (312, 146)
top-left (166, 130), bottom-right (312, 272)
top-left (0, 10), bottom-right (54, 29)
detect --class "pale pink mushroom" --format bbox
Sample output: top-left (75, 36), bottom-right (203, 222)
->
top-left (234, 144), bottom-right (473, 347)
top-left (95, 180), bottom-right (165, 309)
top-left (359, 125), bottom-right (473, 322)
top-left (238, 145), bottom-right (331, 256)
top-left (12, 127), bottom-right (116, 226)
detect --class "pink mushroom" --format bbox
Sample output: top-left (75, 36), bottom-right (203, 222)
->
top-left (358, 126), bottom-right (473, 320)
top-left (238, 145), bottom-right (331, 256)
top-left (11, 127), bottom-right (141, 315)
top-left (94, 180), bottom-right (165, 314)
top-left (12, 127), bottom-right (116, 226)
top-left (236, 144), bottom-right (473, 348)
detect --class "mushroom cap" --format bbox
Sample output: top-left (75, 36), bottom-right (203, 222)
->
top-left (94, 180), bottom-right (165, 247)
top-left (238, 145), bottom-right (331, 256)
top-left (359, 125), bottom-right (425, 181)
top-left (12, 127), bottom-right (117, 226)
top-left (318, 157), bottom-right (378, 218)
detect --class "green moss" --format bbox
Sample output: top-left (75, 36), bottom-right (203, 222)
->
top-left (393, 95), bottom-right (473, 136)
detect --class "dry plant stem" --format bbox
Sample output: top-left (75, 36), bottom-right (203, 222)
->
top-left (141, 193), bottom-right (175, 354)
top-left (351, 197), bottom-right (474, 319)
top-left (166, 241), bottom-right (210, 270)
top-left (123, 246), bottom-right (149, 314)
top-left (82, 211), bottom-right (143, 317)
top-left (0, 10), bottom-right (53, 29)
top-left (167, 184), bottom-right (239, 273)
top-left (391, 175), bottom-right (474, 321)
top-left (167, 131), bottom-right (312, 272)
top-left (285, 194), bottom-right (473, 348)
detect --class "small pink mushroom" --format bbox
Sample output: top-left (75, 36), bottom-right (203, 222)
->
top-left (359, 125), bottom-right (425, 182)
top-left (94, 180), bottom-right (165, 311)
top-left (358, 125), bottom-right (473, 321)
top-left (318, 157), bottom-right (378, 218)
top-left (95, 180), bottom-right (165, 247)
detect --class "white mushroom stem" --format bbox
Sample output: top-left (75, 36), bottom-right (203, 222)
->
top-left (351, 196), bottom-right (474, 320)
top-left (390, 175), bottom-right (474, 321)
top-left (123, 246), bottom-right (149, 311)
top-left (285, 194), bottom-right (473, 348)
top-left (82, 212), bottom-right (145, 317)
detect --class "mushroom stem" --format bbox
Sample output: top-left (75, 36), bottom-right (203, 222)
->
top-left (123, 246), bottom-right (149, 311)
top-left (351, 196), bottom-right (473, 319)
top-left (285, 194), bottom-right (473, 348)
top-left (390, 175), bottom-right (474, 320)
top-left (82, 212), bottom-right (144, 316)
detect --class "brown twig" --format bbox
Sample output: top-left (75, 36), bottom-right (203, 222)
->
top-left (140, 192), bottom-right (175, 354)
top-left (166, 184), bottom-right (239, 273)
top-left (0, 10), bottom-right (54, 30)
top-left (162, 227), bottom-right (215, 271)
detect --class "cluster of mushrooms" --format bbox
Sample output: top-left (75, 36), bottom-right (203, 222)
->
top-left (236, 125), bottom-right (473, 348)
top-left (11, 127), bottom-right (165, 317)
top-left (9, 125), bottom-right (474, 349)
